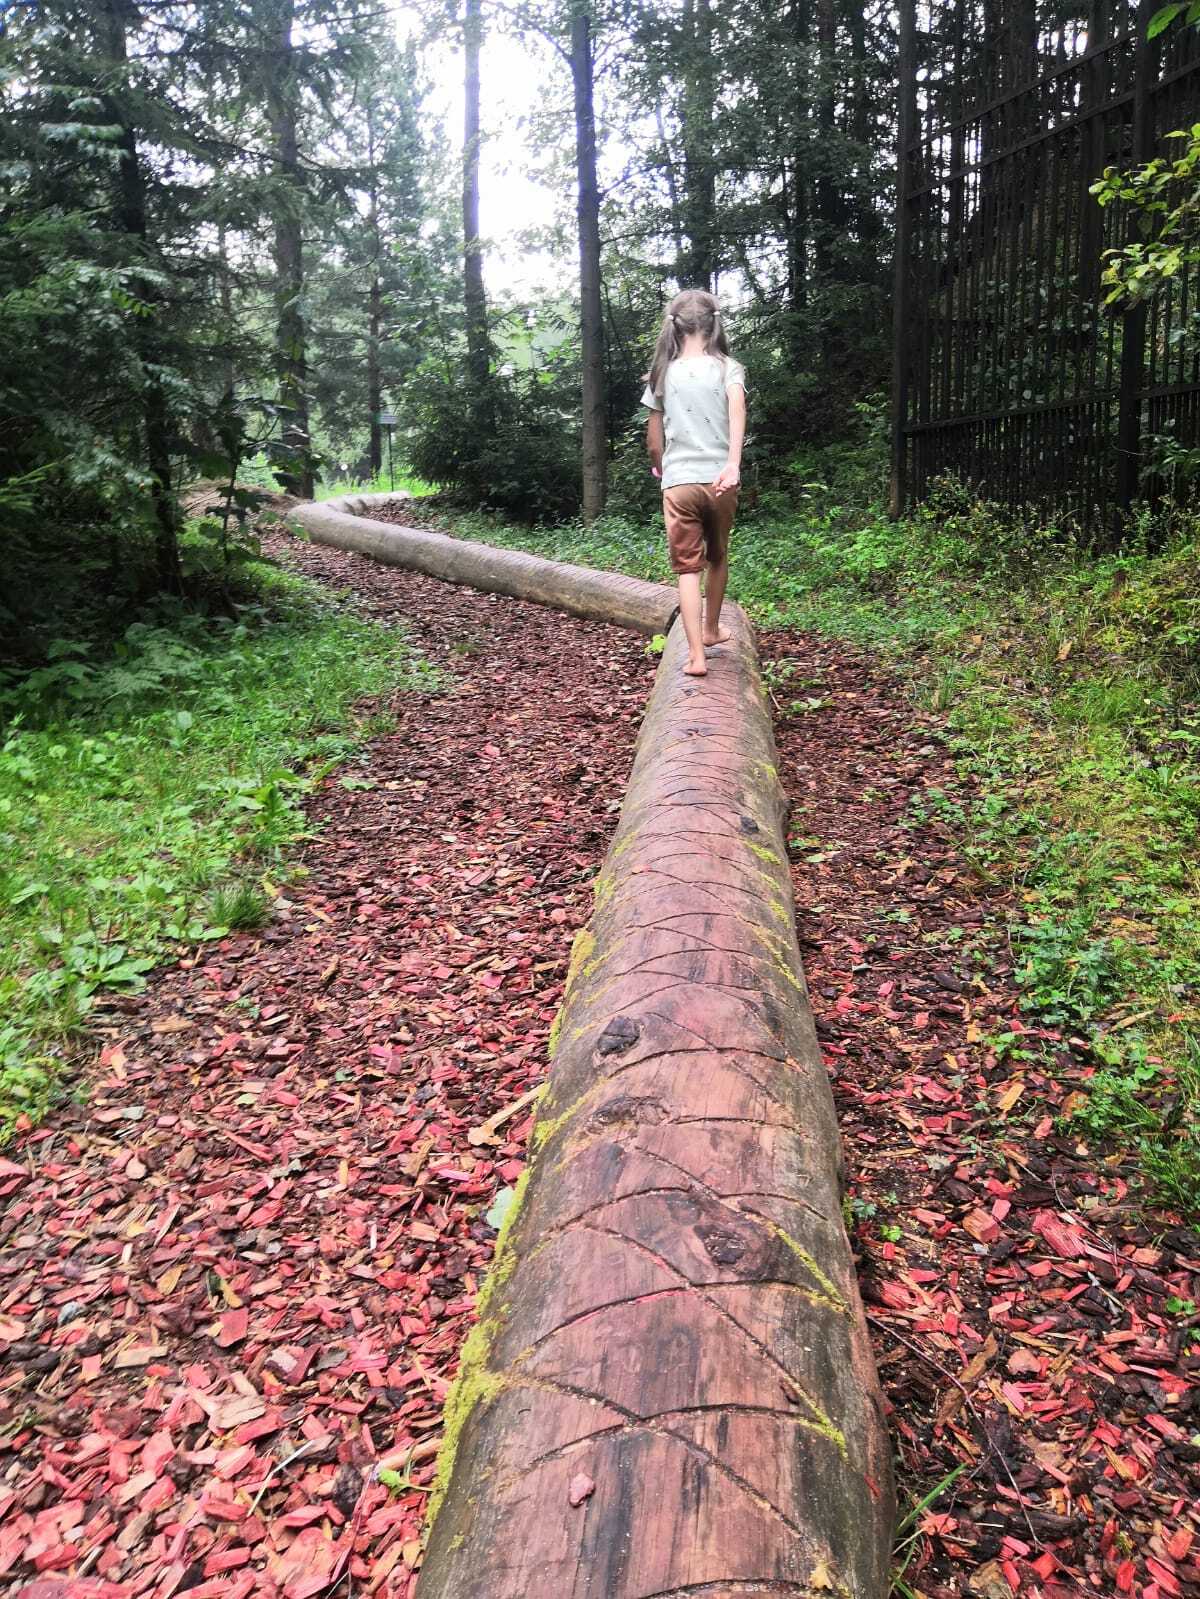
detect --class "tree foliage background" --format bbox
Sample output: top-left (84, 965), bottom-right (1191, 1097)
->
top-left (0, 0), bottom-right (897, 657)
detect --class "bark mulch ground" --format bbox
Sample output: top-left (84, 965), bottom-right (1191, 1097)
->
top-left (764, 632), bottom-right (1200, 1599)
top-left (0, 535), bottom-right (652, 1598)
top-left (2, 533), bottom-right (1197, 1599)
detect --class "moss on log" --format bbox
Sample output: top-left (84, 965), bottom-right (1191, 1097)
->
top-left (290, 493), bottom-right (677, 638)
top-left (415, 608), bottom-right (895, 1598)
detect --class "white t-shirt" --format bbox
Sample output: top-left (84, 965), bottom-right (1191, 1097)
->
top-left (641, 354), bottom-right (746, 491)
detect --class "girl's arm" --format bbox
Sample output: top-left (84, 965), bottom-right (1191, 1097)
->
top-left (647, 410), bottom-right (664, 478)
top-left (712, 383), bottom-right (746, 496)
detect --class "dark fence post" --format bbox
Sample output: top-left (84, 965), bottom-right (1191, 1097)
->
top-left (1115, 0), bottom-right (1156, 517)
top-left (889, 0), bottom-right (918, 518)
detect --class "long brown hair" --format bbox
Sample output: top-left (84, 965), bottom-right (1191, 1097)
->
top-left (646, 288), bottom-right (731, 398)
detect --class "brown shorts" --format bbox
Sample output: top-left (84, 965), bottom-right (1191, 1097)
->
top-left (662, 482), bottom-right (737, 575)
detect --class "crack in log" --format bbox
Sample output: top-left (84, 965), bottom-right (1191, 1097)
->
top-left (490, 1373), bottom-right (813, 1541)
top-left (573, 1222), bottom-right (848, 1443)
top-left (572, 937), bottom-right (793, 981)
top-left (517, 1398), bottom-right (850, 1477)
top-left (629, 1144), bottom-right (827, 1220)
top-left (535, 1058), bottom-right (802, 1164)
top-left (638, 1011), bottom-right (789, 1060)
top-left (634, 1583), bottom-right (826, 1597)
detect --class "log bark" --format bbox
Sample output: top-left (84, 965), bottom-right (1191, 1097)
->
top-left (415, 612), bottom-right (895, 1597)
top-left (289, 493), bottom-right (895, 1591)
top-left (290, 494), bottom-right (677, 638)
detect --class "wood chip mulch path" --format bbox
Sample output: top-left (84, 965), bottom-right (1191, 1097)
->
top-left (765, 632), bottom-right (1200, 1599)
top-left (1, 530), bottom-right (1196, 1599)
top-left (0, 535), bottom-right (652, 1598)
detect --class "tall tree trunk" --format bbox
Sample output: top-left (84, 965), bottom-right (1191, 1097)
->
top-left (655, 100), bottom-right (685, 266)
top-left (462, 0), bottom-right (489, 396)
top-left (264, 0), bottom-right (313, 499)
top-left (96, 0), bottom-right (180, 589)
top-left (843, 0), bottom-right (879, 244)
top-left (788, 0), bottom-right (811, 359)
top-left (571, 2), bottom-right (606, 522)
top-left (367, 105), bottom-right (383, 477)
top-left (217, 224), bottom-right (236, 403)
top-left (813, 0), bottom-right (839, 280)
top-left (679, 0), bottom-right (716, 289)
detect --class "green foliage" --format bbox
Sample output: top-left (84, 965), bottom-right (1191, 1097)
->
top-left (405, 339), bottom-right (586, 523)
top-left (317, 468), bottom-right (437, 501)
top-left (892, 1464), bottom-right (968, 1598)
top-left (1148, 1), bottom-right (1200, 38)
top-left (0, 563), bottom-right (439, 1138)
top-left (208, 879), bottom-right (272, 933)
top-left (1093, 124), bottom-right (1200, 310)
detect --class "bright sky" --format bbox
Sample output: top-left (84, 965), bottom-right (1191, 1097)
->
top-left (411, 15), bottom-right (573, 299)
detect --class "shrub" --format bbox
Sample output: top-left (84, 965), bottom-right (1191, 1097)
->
top-left (404, 354), bottom-right (583, 524)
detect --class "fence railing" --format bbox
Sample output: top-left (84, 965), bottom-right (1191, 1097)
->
top-left (890, 0), bottom-right (1200, 531)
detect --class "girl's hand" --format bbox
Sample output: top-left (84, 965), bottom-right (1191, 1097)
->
top-left (712, 463), bottom-right (740, 497)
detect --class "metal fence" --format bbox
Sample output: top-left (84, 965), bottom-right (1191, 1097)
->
top-left (890, 0), bottom-right (1200, 531)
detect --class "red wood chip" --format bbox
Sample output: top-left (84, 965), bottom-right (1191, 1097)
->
top-left (567, 1474), bottom-right (595, 1507)
top-left (215, 1308), bottom-right (249, 1348)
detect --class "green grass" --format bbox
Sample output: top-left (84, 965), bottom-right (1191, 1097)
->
top-left (0, 558), bottom-right (439, 1137)
top-left (317, 467), bottom-right (437, 501)
top-left (427, 471), bottom-right (1200, 1213)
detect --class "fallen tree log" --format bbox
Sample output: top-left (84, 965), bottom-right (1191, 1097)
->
top-left (290, 492), bottom-right (677, 638)
top-left (413, 607), bottom-right (895, 1598)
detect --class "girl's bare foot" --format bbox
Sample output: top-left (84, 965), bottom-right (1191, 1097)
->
top-left (701, 622), bottom-right (732, 646)
top-left (683, 655), bottom-right (708, 676)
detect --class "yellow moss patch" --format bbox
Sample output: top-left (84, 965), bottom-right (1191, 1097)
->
top-left (564, 927), bottom-right (596, 995)
top-left (425, 1165), bottom-right (531, 1527)
top-left (769, 1221), bottom-right (849, 1316)
top-left (746, 840), bottom-right (781, 865)
top-left (424, 1319), bottom-right (506, 1527)
top-left (530, 1099), bottom-right (580, 1151)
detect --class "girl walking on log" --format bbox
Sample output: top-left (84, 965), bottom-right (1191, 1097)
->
top-left (642, 288), bottom-right (746, 677)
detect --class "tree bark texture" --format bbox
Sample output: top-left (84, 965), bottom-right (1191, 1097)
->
top-left (571, 4), bottom-right (607, 524)
top-left (290, 494), bottom-right (676, 637)
top-left (367, 109), bottom-right (383, 478)
top-left (462, 0), bottom-right (490, 395)
top-left (415, 614), bottom-right (895, 1597)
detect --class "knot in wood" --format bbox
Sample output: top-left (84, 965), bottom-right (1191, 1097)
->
top-left (589, 1093), bottom-right (666, 1131)
top-left (595, 1015), bottom-right (640, 1056)
top-left (696, 1226), bottom-right (748, 1266)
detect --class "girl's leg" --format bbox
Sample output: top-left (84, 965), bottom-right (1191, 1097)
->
top-left (701, 488), bottom-right (735, 646)
top-left (703, 559), bottom-right (730, 644)
top-left (678, 571), bottom-right (708, 675)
